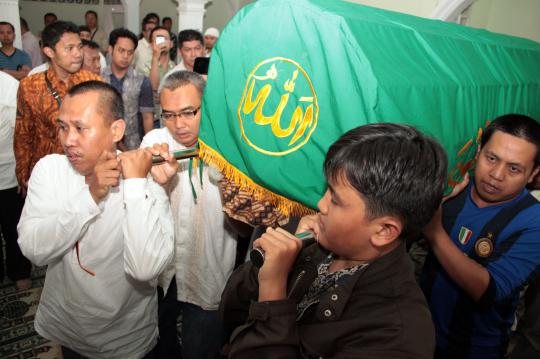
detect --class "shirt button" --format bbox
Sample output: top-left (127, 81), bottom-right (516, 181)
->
top-left (324, 309), bottom-right (332, 317)
top-left (331, 294), bottom-right (338, 301)
top-left (305, 256), bottom-right (311, 262)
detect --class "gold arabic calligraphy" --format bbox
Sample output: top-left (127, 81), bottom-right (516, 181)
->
top-left (238, 58), bottom-right (318, 155)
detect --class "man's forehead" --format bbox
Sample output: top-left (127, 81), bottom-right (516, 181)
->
top-left (57, 32), bottom-right (81, 45)
top-left (181, 40), bottom-right (203, 49)
top-left (152, 29), bottom-right (170, 39)
top-left (483, 130), bottom-right (537, 164)
top-left (61, 93), bottom-right (111, 124)
top-left (161, 85), bottom-right (201, 104)
top-left (84, 48), bottom-right (100, 57)
top-left (115, 37), bottom-right (135, 50)
top-left (486, 130), bottom-right (535, 150)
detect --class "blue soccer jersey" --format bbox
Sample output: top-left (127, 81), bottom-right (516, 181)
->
top-left (421, 182), bottom-right (540, 359)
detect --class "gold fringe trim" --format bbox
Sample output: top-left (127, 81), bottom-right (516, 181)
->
top-left (199, 140), bottom-right (316, 217)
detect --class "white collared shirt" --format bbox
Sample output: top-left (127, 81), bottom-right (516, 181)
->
top-left (141, 128), bottom-right (237, 310)
top-left (21, 31), bottom-right (43, 68)
top-left (134, 38), bottom-right (153, 77)
top-left (0, 72), bottom-right (19, 190)
top-left (18, 154), bottom-right (174, 358)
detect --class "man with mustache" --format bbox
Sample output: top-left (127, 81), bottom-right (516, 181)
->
top-left (14, 21), bottom-right (101, 195)
top-left (421, 114), bottom-right (540, 359)
top-left (17, 80), bottom-right (175, 358)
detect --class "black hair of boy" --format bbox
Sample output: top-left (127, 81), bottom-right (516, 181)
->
top-left (324, 123), bottom-right (448, 238)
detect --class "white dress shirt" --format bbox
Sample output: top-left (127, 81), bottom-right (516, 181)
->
top-left (21, 31), bottom-right (43, 68)
top-left (134, 38), bottom-right (153, 77)
top-left (18, 154), bottom-right (174, 358)
top-left (141, 128), bottom-right (237, 310)
top-left (27, 62), bottom-right (48, 76)
top-left (0, 72), bottom-right (18, 190)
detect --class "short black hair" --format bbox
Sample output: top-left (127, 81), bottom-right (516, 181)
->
top-left (20, 18), bottom-right (29, 31)
top-left (143, 13), bottom-right (159, 24)
top-left (44, 13), bottom-right (57, 21)
top-left (42, 21), bottom-right (79, 49)
top-left (481, 114), bottom-right (540, 166)
top-left (81, 39), bottom-right (99, 50)
top-left (178, 29), bottom-right (203, 48)
top-left (79, 25), bottom-right (90, 33)
top-left (324, 123), bottom-right (448, 238)
top-left (67, 81), bottom-right (124, 123)
top-left (162, 17), bottom-right (172, 24)
top-left (141, 17), bottom-right (156, 32)
top-left (109, 28), bottom-right (138, 49)
top-left (150, 26), bottom-right (170, 41)
top-left (0, 21), bottom-right (14, 32)
top-left (85, 10), bottom-right (98, 19)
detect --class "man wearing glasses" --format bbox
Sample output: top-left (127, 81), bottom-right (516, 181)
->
top-left (141, 71), bottom-right (237, 358)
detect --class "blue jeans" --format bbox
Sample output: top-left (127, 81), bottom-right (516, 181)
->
top-left (156, 278), bottom-right (227, 359)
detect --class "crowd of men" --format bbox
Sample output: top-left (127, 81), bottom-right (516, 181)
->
top-left (0, 8), bottom-right (539, 359)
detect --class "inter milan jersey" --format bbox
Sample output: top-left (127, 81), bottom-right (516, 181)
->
top-left (421, 182), bottom-right (540, 359)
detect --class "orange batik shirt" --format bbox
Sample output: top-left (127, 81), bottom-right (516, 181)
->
top-left (14, 69), bottom-right (102, 186)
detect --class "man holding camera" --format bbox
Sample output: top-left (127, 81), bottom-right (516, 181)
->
top-left (148, 26), bottom-right (175, 91)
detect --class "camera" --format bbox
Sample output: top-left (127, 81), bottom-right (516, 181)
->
top-left (155, 36), bottom-right (166, 45)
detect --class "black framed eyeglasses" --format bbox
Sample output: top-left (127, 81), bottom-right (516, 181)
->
top-left (160, 107), bottom-right (200, 121)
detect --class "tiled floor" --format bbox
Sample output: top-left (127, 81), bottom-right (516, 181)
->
top-left (0, 268), bottom-right (62, 359)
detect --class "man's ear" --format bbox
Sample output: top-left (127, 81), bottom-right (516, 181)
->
top-left (111, 119), bottom-right (126, 143)
top-left (108, 45), bottom-right (113, 56)
top-left (527, 166), bottom-right (540, 184)
top-left (370, 216), bottom-right (402, 249)
top-left (42, 46), bottom-right (55, 60)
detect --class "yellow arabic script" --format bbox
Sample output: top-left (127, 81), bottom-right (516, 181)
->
top-left (242, 75), bottom-right (314, 146)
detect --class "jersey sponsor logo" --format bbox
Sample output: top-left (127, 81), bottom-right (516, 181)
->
top-left (475, 237), bottom-right (494, 258)
top-left (458, 226), bottom-right (473, 245)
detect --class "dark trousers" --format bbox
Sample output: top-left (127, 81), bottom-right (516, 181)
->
top-left (62, 345), bottom-right (156, 359)
top-left (156, 278), bottom-right (228, 359)
top-left (508, 334), bottom-right (540, 359)
top-left (0, 186), bottom-right (31, 281)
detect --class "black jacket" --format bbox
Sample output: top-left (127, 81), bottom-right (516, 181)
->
top-left (219, 242), bottom-right (435, 358)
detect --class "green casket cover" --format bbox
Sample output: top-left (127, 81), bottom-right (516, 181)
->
top-left (199, 0), bottom-right (540, 215)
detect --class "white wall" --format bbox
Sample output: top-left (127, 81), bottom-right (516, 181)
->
top-left (19, 1), bottom-right (102, 34)
top-left (466, 0), bottom-right (540, 43)
top-left (346, 0), bottom-right (440, 18)
top-left (139, 0), bottom-right (177, 31)
top-left (348, 0), bottom-right (540, 43)
top-left (18, 0), bottom-right (540, 44)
